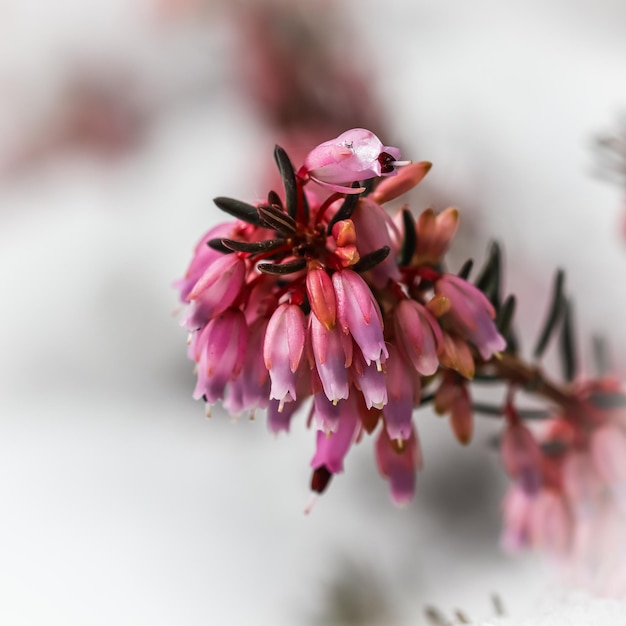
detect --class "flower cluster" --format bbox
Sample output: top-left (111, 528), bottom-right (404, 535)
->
top-left (501, 378), bottom-right (626, 591)
top-left (177, 129), bottom-right (507, 505)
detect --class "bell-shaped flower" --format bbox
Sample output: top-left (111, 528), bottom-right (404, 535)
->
top-left (223, 317), bottom-right (270, 418)
top-left (310, 393), bottom-right (361, 474)
top-left (382, 346), bottom-right (416, 442)
top-left (562, 451), bottom-right (606, 514)
top-left (310, 313), bottom-right (352, 404)
top-left (500, 484), bottom-right (534, 552)
top-left (351, 197), bottom-right (401, 288)
top-left (300, 128), bottom-right (408, 194)
top-left (501, 485), bottom-right (572, 557)
top-left (394, 299), bottom-right (442, 376)
top-left (435, 274), bottom-right (506, 360)
top-left (175, 222), bottom-right (236, 302)
top-left (591, 424), bottom-right (626, 508)
top-left (332, 269), bottom-right (388, 369)
top-left (192, 309), bottom-right (248, 404)
top-left (375, 425), bottom-right (422, 505)
top-left (500, 421), bottom-right (543, 495)
top-left (267, 397), bottom-right (302, 435)
top-left (183, 253), bottom-right (246, 330)
top-left (263, 303), bottom-right (307, 409)
top-left (351, 350), bottom-right (388, 411)
top-left (313, 392), bottom-right (343, 433)
top-left (528, 490), bottom-right (572, 557)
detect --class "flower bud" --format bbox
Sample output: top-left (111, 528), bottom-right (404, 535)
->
top-left (306, 262), bottom-right (336, 330)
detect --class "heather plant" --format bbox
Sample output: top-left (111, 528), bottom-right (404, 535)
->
top-left (176, 129), bottom-right (626, 580)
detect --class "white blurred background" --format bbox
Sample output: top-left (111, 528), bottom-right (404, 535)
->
top-left (1, 1), bottom-right (626, 624)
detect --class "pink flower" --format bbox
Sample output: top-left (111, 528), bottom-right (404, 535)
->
top-left (310, 313), bottom-right (352, 404)
top-left (351, 351), bottom-right (387, 410)
top-left (394, 299), bottom-right (442, 376)
top-left (310, 393), bottom-right (361, 474)
top-left (313, 392), bottom-right (344, 433)
top-left (263, 303), bottom-right (307, 409)
top-left (434, 274), bottom-right (506, 360)
top-left (223, 317), bottom-right (270, 418)
top-left (500, 422), bottom-right (543, 494)
top-left (192, 309), bottom-right (248, 404)
top-left (375, 425), bottom-right (422, 506)
top-left (175, 222), bottom-right (235, 302)
top-left (591, 424), bottom-right (626, 508)
top-left (501, 485), bottom-right (572, 557)
top-left (267, 397), bottom-right (302, 435)
top-left (382, 346), bottom-right (416, 442)
top-left (300, 128), bottom-right (408, 194)
top-left (351, 197), bottom-right (401, 288)
top-left (333, 269), bottom-right (388, 369)
top-left (183, 253), bottom-right (246, 330)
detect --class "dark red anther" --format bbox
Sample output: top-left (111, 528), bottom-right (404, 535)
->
top-left (378, 151), bottom-right (397, 174)
top-left (311, 466), bottom-right (333, 494)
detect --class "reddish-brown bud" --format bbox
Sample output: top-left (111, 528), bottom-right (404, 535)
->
top-left (306, 262), bottom-right (337, 329)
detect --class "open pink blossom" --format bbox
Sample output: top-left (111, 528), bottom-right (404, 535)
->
top-left (501, 484), bottom-right (572, 557)
top-left (434, 274), bottom-right (506, 360)
top-left (333, 269), bottom-right (388, 369)
top-left (351, 197), bottom-right (401, 288)
top-left (264, 303), bottom-right (307, 409)
top-left (175, 222), bottom-right (235, 302)
top-left (351, 351), bottom-right (387, 410)
top-left (382, 346), bottom-right (416, 442)
top-left (376, 425), bottom-right (422, 505)
top-left (223, 317), bottom-right (270, 418)
top-left (501, 421), bottom-right (544, 494)
top-left (394, 299), bottom-right (442, 376)
top-left (183, 253), bottom-right (246, 330)
top-left (192, 309), bottom-right (248, 404)
top-left (310, 393), bottom-right (361, 475)
top-left (310, 313), bottom-right (352, 404)
top-left (300, 128), bottom-right (408, 193)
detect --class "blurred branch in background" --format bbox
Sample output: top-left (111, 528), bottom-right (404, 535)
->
top-left (593, 113), bottom-right (626, 186)
top-left (592, 112), bottom-right (626, 239)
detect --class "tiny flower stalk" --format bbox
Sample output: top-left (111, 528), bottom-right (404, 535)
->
top-left (176, 124), bottom-right (626, 556)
